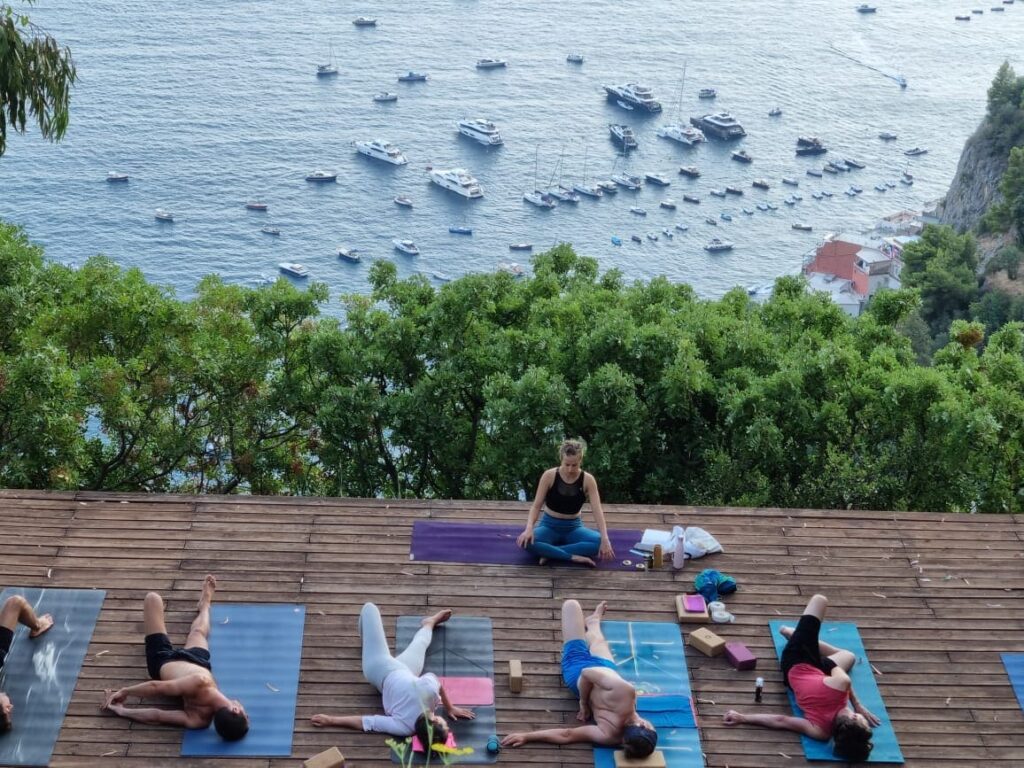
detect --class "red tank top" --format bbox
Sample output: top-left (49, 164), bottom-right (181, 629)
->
top-left (787, 663), bottom-right (850, 733)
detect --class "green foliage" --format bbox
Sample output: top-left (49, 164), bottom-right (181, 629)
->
top-left (4, 225), bottom-right (1024, 512)
top-left (984, 61), bottom-right (1024, 154)
top-left (901, 225), bottom-right (980, 340)
top-left (0, 2), bottom-right (76, 155)
top-left (983, 147), bottom-right (1024, 242)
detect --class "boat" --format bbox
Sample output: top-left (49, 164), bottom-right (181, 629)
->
top-left (844, 157), bottom-right (866, 169)
top-left (352, 16), bottom-right (377, 26)
top-left (548, 185), bottom-right (581, 203)
top-left (742, 207), bottom-right (754, 215)
top-left (611, 173), bottom-right (643, 190)
top-left (245, 201), bottom-right (268, 211)
top-left (856, 4), bottom-right (877, 12)
top-left (458, 118), bottom-right (504, 145)
top-left (316, 44), bottom-right (339, 77)
top-left (611, 236), bottom-right (623, 246)
top-left (523, 190), bottom-right (557, 209)
top-left (972, 8), bottom-right (984, 12)
top-left (663, 228), bottom-right (673, 239)
top-left (609, 124), bottom-right (638, 150)
top-left (498, 262), bottom-right (526, 277)
top-left (825, 160), bottom-right (847, 173)
top-left (430, 168), bottom-right (484, 198)
top-left (682, 194), bottom-right (701, 204)
top-left (784, 197), bottom-right (796, 206)
top-left (725, 186), bottom-right (744, 196)
top-left (645, 172), bottom-right (671, 186)
top-left (373, 92), bottom-right (398, 102)
top-left (904, 146), bottom-right (928, 156)
top-left (574, 183), bottom-right (603, 198)
top-left (822, 164), bottom-right (838, 174)
top-left (630, 207), bottom-right (647, 216)
top-left (752, 179), bottom-right (770, 190)
top-left (850, 185), bottom-right (864, 193)
top-left (476, 58), bottom-right (508, 69)
top-left (812, 192), bottom-right (823, 200)
top-left (261, 226), bottom-right (280, 236)
top-left (903, 169), bottom-right (914, 179)
top-left (675, 223), bottom-right (689, 232)
top-left (155, 209), bottom-right (174, 222)
top-left (704, 238), bottom-right (734, 252)
top-left (616, 100), bottom-right (634, 111)
top-left (807, 169), bottom-right (823, 177)
top-left (279, 262), bottom-right (309, 277)
top-left (660, 199), bottom-right (677, 210)
top-left (355, 140), bottom-right (408, 165)
top-left (821, 190), bottom-right (834, 197)
top-left (603, 83), bottom-right (662, 112)
top-left (508, 243), bottom-right (533, 251)
top-left (955, 14), bottom-right (971, 19)
top-left (397, 71), bottom-right (428, 82)
top-left (698, 88), bottom-right (717, 99)
top-left (679, 166), bottom-right (701, 178)
top-left (597, 180), bottom-right (618, 194)
top-left (756, 202), bottom-right (769, 211)
top-left (731, 149), bottom-right (753, 163)
top-left (766, 202), bottom-right (778, 210)
top-left (647, 232), bottom-right (659, 242)
top-left (338, 247), bottom-right (361, 263)
top-left (895, 75), bottom-right (908, 89)
top-left (449, 225), bottom-right (473, 235)
top-left (393, 239), bottom-right (420, 255)
top-left (900, 177), bottom-right (914, 186)
top-left (566, 53), bottom-right (584, 63)
top-left (705, 216), bottom-right (718, 226)
top-left (720, 212), bottom-right (733, 221)
top-left (394, 195), bottom-right (413, 207)
top-left (631, 235), bottom-right (643, 243)
top-left (690, 112), bottom-right (746, 139)
top-left (106, 172), bottom-right (129, 182)
top-left (792, 223), bottom-right (813, 231)
top-left (306, 169), bottom-right (337, 182)
top-left (796, 136), bottom-right (828, 155)
top-left (768, 107), bottom-right (782, 117)
top-left (874, 184), bottom-right (888, 192)
top-left (432, 272), bottom-right (452, 282)
top-left (657, 124), bottom-right (706, 145)
top-left (710, 189), bottom-right (727, 198)
top-left (780, 178), bottom-right (798, 187)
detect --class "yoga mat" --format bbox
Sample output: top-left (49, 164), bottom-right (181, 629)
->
top-left (594, 621), bottom-right (703, 768)
top-left (1001, 653), bottom-right (1024, 710)
top-left (393, 615), bottom-right (497, 764)
top-left (181, 603), bottom-right (305, 757)
top-left (769, 620), bottom-right (904, 764)
top-left (0, 587), bottom-right (106, 767)
top-left (410, 520), bottom-right (645, 571)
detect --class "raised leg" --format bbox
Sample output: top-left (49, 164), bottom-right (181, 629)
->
top-left (0, 595), bottom-right (53, 638)
top-left (779, 594), bottom-right (855, 670)
top-left (183, 575), bottom-right (216, 651)
top-left (359, 602), bottom-right (405, 691)
top-left (394, 609), bottom-right (451, 675)
top-left (143, 592), bottom-right (168, 636)
top-left (584, 601), bottom-right (613, 661)
top-left (561, 599), bottom-right (586, 643)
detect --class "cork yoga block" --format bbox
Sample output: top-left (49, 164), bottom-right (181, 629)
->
top-left (613, 749), bottom-right (668, 767)
top-left (508, 659), bottom-right (523, 693)
top-left (304, 747), bottom-right (345, 768)
top-left (687, 626), bottom-right (726, 657)
top-left (675, 594), bottom-right (710, 624)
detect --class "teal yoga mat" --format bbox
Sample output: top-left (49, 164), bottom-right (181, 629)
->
top-left (181, 603), bottom-right (305, 757)
top-left (1001, 653), bottom-right (1024, 710)
top-left (0, 587), bottom-right (105, 767)
top-left (594, 621), bottom-right (702, 768)
top-left (769, 620), bottom-right (904, 764)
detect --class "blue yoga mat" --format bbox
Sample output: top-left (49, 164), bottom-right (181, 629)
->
top-left (1001, 653), bottom-right (1024, 710)
top-left (593, 621), bottom-right (702, 768)
top-left (0, 587), bottom-right (105, 767)
top-left (769, 620), bottom-right (904, 764)
top-left (181, 603), bottom-right (305, 757)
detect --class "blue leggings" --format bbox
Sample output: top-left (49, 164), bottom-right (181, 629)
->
top-left (526, 513), bottom-right (601, 562)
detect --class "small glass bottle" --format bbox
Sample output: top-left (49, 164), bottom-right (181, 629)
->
top-left (755, 677), bottom-right (764, 703)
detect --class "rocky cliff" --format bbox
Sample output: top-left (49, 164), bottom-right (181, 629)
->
top-left (936, 126), bottom-right (1008, 232)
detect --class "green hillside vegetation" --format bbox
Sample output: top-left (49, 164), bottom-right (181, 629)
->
top-left (3, 224), bottom-right (1024, 511)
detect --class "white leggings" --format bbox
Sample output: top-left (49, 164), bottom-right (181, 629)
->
top-left (360, 602), bottom-right (434, 691)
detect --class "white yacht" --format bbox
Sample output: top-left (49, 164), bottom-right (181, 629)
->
top-left (306, 169), bottom-right (338, 182)
top-left (657, 124), bottom-right (705, 145)
top-left (703, 238), bottom-right (734, 252)
top-left (154, 209), bottom-right (174, 222)
top-left (476, 58), bottom-right (508, 69)
top-left (354, 140), bottom-right (408, 165)
top-left (429, 168), bottom-right (484, 198)
top-left (279, 262), bottom-right (309, 277)
top-left (603, 83), bottom-right (662, 112)
top-left (523, 190), bottom-right (557, 209)
top-left (352, 16), bottom-right (377, 26)
top-left (393, 239), bottom-right (420, 255)
top-left (458, 118), bottom-right (504, 146)
top-left (373, 92), bottom-right (398, 102)
top-left (609, 124), bottom-right (638, 150)
top-left (106, 171), bottom-right (129, 182)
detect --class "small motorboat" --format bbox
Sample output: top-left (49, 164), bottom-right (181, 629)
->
top-left (631, 235), bottom-right (643, 243)
top-left (821, 191), bottom-right (834, 198)
top-left (955, 14), bottom-right (971, 20)
top-left (397, 71), bottom-right (429, 82)
top-left (784, 197), bottom-right (797, 206)
top-left (742, 207), bottom-right (754, 215)
top-left (106, 172), bottom-right (129, 182)
top-left (646, 232), bottom-right (659, 242)
top-left (245, 201), bottom-right (268, 211)
top-left (155, 209), bottom-right (174, 222)
top-left (597, 180), bottom-right (618, 194)
top-left (611, 236), bottom-right (622, 246)
top-left (856, 4), bottom-right (877, 13)
top-left (645, 172), bottom-right (671, 186)
top-left (306, 169), bottom-right (338, 182)
top-left (338, 247), bottom-right (361, 263)
top-left (710, 189), bottom-right (726, 198)
top-left (433, 272), bottom-right (453, 282)
top-left (844, 157), bottom-right (866, 169)
top-left (732, 149), bottom-right (753, 163)
top-left (279, 262), bottom-right (309, 277)
top-left (792, 223), bottom-right (813, 231)
top-left (752, 179), bottom-right (770, 190)
top-left (448, 225), bottom-right (473, 235)
top-left (823, 165), bottom-right (838, 174)
top-left (720, 212), bottom-right (733, 221)
top-left (616, 100), bottom-right (635, 111)
top-left (630, 207), bottom-right (647, 216)
top-left (374, 92), bottom-right (399, 102)
top-left (812, 192), bottom-right (824, 200)
top-left (509, 243), bottom-right (533, 251)
top-left (393, 239), bottom-right (420, 255)
top-left (476, 58), bottom-right (508, 69)
top-left (756, 202), bottom-right (769, 211)
top-left (768, 107), bottom-right (782, 117)
top-left (904, 147), bottom-right (928, 156)
top-left (725, 186), bottom-right (744, 196)
top-left (705, 216), bottom-right (718, 226)
top-left (662, 228), bottom-right (673, 239)
top-left (682, 194), bottom-right (701, 204)
top-left (566, 53), bottom-right (584, 63)
top-left (675, 223), bottom-right (689, 232)
top-left (679, 166), bottom-right (701, 178)
top-left (394, 195), bottom-right (413, 207)
top-left (704, 238), bottom-right (734, 252)
top-left (781, 177), bottom-right (799, 187)
top-left (497, 262), bottom-right (526, 277)
top-left (807, 169), bottom-right (823, 178)
top-left (875, 184), bottom-right (888, 192)
top-left (353, 16), bottom-right (377, 26)
top-left (261, 225), bottom-right (281, 236)
top-left (660, 199), bottom-right (677, 210)
top-left (900, 177), bottom-right (914, 186)
top-left (766, 202), bottom-right (778, 210)
top-left (698, 88), bottom-right (717, 99)
top-left (879, 131), bottom-right (898, 140)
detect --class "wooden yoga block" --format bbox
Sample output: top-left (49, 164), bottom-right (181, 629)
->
top-left (614, 749), bottom-right (668, 768)
top-left (304, 746), bottom-right (345, 768)
top-left (675, 594), bottom-right (710, 624)
top-left (508, 659), bottom-right (523, 693)
top-left (725, 641), bottom-right (757, 670)
top-left (687, 627), bottom-right (726, 657)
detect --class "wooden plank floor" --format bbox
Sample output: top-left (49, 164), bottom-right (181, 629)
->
top-left (1, 490), bottom-right (1022, 767)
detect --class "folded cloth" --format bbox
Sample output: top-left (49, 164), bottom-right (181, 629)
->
top-left (695, 569), bottom-right (738, 603)
top-left (683, 527), bottom-right (723, 559)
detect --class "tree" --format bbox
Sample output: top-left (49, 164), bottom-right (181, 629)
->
top-left (0, 2), bottom-right (76, 156)
top-left (900, 225), bottom-right (980, 338)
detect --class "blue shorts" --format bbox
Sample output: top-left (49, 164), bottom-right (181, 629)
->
top-left (561, 639), bottom-right (617, 697)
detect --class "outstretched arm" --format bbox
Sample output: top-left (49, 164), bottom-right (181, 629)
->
top-left (105, 676), bottom-right (207, 705)
top-left (311, 714), bottom-right (366, 730)
top-left (847, 688), bottom-right (882, 726)
top-left (103, 702), bottom-right (204, 729)
top-left (502, 724), bottom-right (617, 748)
top-left (722, 710), bottom-right (827, 739)
top-left (439, 684), bottom-right (475, 721)
top-left (583, 474), bottom-right (614, 559)
top-left (518, 470), bottom-right (554, 548)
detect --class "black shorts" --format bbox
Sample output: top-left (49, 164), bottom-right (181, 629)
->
top-left (0, 625), bottom-right (12, 671)
top-left (780, 614), bottom-right (836, 687)
top-left (144, 633), bottom-right (212, 680)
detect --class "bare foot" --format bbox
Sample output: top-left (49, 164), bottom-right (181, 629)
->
top-left (571, 555), bottom-right (597, 567)
top-left (422, 609), bottom-right (453, 629)
top-left (538, 557), bottom-right (549, 566)
top-left (780, 625), bottom-right (794, 639)
top-left (198, 574), bottom-right (217, 611)
top-left (586, 601), bottom-right (608, 628)
top-left (30, 613), bottom-right (54, 638)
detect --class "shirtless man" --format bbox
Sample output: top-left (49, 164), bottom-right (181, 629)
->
top-left (0, 595), bottom-right (55, 733)
top-left (102, 575), bottom-right (248, 741)
top-left (501, 600), bottom-right (657, 759)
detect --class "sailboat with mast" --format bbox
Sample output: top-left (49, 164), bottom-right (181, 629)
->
top-left (657, 64), bottom-right (705, 145)
top-left (317, 44), bottom-right (339, 77)
top-left (547, 146), bottom-right (581, 202)
top-left (523, 146), bottom-right (557, 208)
top-left (572, 144), bottom-right (603, 198)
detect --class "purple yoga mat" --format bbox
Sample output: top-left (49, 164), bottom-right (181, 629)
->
top-left (410, 520), bottom-right (645, 571)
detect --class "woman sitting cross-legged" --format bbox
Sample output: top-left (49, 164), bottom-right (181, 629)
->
top-left (516, 439), bottom-right (614, 567)
top-left (311, 603), bottom-right (474, 755)
top-left (722, 593), bottom-right (879, 762)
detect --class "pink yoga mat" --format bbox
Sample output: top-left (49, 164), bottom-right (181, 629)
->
top-left (439, 676), bottom-right (494, 706)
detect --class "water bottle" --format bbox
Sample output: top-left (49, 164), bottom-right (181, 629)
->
top-left (755, 677), bottom-right (764, 703)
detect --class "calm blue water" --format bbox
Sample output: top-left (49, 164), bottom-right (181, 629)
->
top-left (1, 0), bottom-right (1022, 301)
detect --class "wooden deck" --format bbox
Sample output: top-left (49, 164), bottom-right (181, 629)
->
top-left (1, 490), bottom-right (1023, 767)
